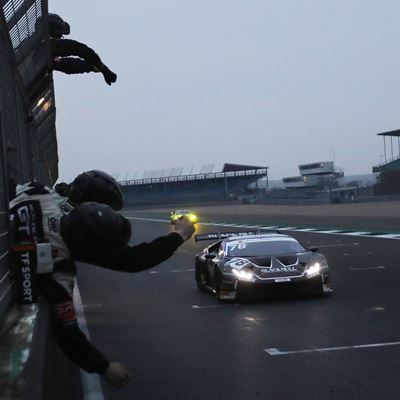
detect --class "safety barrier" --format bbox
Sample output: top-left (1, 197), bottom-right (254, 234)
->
top-left (0, 1), bottom-right (59, 398)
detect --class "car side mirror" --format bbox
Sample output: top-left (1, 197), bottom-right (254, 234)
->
top-left (308, 246), bottom-right (319, 253)
top-left (205, 253), bottom-right (217, 259)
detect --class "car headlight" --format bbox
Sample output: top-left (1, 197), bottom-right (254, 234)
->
top-left (306, 262), bottom-right (321, 277)
top-left (189, 214), bottom-right (197, 222)
top-left (232, 268), bottom-right (254, 281)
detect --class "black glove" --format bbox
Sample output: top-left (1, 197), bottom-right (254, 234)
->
top-left (100, 64), bottom-right (117, 85)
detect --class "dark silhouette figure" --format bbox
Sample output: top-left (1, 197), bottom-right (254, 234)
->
top-left (48, 13), bottom-right (117, 85)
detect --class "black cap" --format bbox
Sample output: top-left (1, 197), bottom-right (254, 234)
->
top-left (68, 170), bottom-right (123, 210)
top-left (48, 13), bottom-right (70, 38)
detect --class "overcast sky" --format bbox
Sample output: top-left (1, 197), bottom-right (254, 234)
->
top-left (51, 0), bottom-right (400, 182)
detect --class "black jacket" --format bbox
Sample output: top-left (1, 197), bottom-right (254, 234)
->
top-left (73, 232), bottom-right (184, 273)
top-left (10, 182), bottom-right (184, 374)
top-left (39, 232), bottom-right (183, 375)
top-left (50, 38), bottom-right (103, 69)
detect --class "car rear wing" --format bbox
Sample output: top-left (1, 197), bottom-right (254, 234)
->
top-left (194, 229), bottom-right (280, 242)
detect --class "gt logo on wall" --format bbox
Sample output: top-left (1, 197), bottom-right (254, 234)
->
top-left (10, 200), bottom-right (45, 304)
top-left (12, 200), bottom-right (45, 243)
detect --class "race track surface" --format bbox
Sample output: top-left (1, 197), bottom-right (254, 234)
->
top-left (76, 204), bottom-right (400, 400)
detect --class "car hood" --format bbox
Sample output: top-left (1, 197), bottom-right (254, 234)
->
top-left (224, 253), bottom-right (317, 278)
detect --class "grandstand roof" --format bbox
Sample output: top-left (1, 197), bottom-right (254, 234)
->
top-left (377, 129), bottom-right (400, 137)
top-left (113, 162), bottom-right (268, 182)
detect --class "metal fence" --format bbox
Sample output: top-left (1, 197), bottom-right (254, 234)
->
top-left (0, 0), bottom-right (58, 322)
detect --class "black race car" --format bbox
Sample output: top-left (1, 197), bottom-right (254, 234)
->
top-left (195, 232), bottom-right (332, 301)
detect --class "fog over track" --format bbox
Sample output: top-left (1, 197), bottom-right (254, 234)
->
top-left (76, 204), bottom-right (400, 400)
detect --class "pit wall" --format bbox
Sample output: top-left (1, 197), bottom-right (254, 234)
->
top-left (0, 2), bottom-right (61, 398)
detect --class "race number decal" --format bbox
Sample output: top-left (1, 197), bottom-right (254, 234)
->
top-left (225, 258), bottom-right (251, 269)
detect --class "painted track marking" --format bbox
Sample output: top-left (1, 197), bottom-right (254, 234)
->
top-left (192, 304), bottom-right (239, 309)
top-left (124, 217), bottom-right (400, 240)
top-left (74, 281), bottom-right (105, 400)
top-left (350, 266), bottom-right (385, 271)
top-left (150, 268), bottom-right (195, 274)
top-left (315, 243), bottom-right (358, 248)
top-left (264, 341), bottom-right (400, 356)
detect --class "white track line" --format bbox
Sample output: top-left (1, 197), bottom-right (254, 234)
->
top-left (192, 304), bottom-right (240, 309)
top-left (341, 232), bottom-right (369, 236)
top-left (150, 269), bottom-right (195, 274)
top-left (124, 217), bottom-right (400, 240)
top-left (74, 281), bottom-right (105, 400)
top-left (125, 217), bottom-right (167, 223)
top-left (316, 243), bottom-right (358, 248)
top-left (376, 234), bottom-right (400, 239)
top-left (192, 304), bottom-right (225, 309)
top-left (350, 266), bottom-right (385, 271)
top-left (264, 341), bottom-right (400, 356)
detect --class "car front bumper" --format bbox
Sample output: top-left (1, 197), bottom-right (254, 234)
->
top-left (219, 271), bottom-right (330, 299)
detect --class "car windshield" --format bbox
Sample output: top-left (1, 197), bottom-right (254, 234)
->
top-left (226, 238), bottom-right (306, 257)
top-left (176, 210), bottom-right (190, 214)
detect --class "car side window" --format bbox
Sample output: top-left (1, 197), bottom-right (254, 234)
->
top-left (208, 241), bottom-right (221, 254)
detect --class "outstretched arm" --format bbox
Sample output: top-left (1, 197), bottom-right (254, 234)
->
top-left (53, 57), bottom-right (97, 74)
top-left (80, 232), bottom-right (184, 272)
top-left (50, 38), bottom-right (103, 68)
top-left (50, 38), bottom-right (117, 85)
top-left (76, 216), bottom-right (195, 272)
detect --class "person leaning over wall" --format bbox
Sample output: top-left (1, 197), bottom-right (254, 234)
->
top-left (10, 171), bottom-right (195, 388)
top-left (48, 13), bottom-right (117, 85)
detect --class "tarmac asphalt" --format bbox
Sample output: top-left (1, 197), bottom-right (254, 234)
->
top-left (76, 203), bottom-right (400, 400)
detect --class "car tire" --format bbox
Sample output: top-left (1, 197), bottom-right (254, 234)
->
top-left (215, 273), bottom-right (222, 301)
top-left (314, 279), bottom-right (333, 296)
top-left (195, 263), bottom-right (207, 291)
top-left (215, 271), bottom-right (236, 303)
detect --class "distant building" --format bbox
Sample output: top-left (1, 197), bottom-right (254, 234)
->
top-left (373, 130), bottom-right (400, 194)
top-left (282, 161), bottom-right (343, 189)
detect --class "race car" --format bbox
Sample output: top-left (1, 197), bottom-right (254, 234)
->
top-left (194, 231), bottom-right (332, 301)
top-left (170, 210), bottom-right (198, 224)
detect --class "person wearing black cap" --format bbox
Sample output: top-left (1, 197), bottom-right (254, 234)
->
top-left (59, 169), bottom-right (124, 211)
top-left (10, 173), bottom-right (195, 387)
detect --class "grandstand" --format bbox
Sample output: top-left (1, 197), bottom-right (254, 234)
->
top-left (119, 163), bottom-right (268, 205)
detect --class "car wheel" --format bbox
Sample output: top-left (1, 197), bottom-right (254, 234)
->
top-left (215, 273), bottom-right (222, 301)
top-left (314, 279), bottom-right (333, 296)
top-left (195, 263), bottom-right (207, 291)
top-left (321, 282), bottom-right (333, 295)
top-left (215, 271), bottom-right (236, 303)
